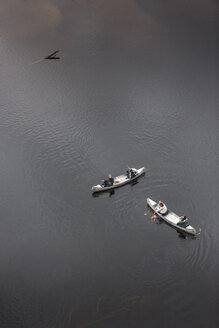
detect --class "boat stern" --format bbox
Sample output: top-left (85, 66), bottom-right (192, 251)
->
top-left (186, 226), bottom-right (197, 235)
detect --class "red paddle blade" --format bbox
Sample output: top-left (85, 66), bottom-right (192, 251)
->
top-left (126, 164), bottom-right (130, 169)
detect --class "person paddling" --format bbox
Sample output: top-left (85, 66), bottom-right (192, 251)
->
top-left (155, 200), bottom-right (168, 215)
top-left (126, 167), bottom-right (137, 178)
top-left (177, 215), bottom-right (188, 227)
top-left (101, 174), bottom-right (114, 187)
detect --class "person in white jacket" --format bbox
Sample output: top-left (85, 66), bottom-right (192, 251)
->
top-left (155, 200), bottom-right (168, 215)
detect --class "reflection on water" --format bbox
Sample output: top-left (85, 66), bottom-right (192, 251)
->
top-left (92, 189), bottom-right (115, 198)
top-left (0, 0), bottom-right (62, 40)
top-left (61, 292), bottom-right (155, 328)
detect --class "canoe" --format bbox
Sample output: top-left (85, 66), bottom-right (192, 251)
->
top-left (147, 198), bottom-right (197, 236)
top-left (92, 167), bottom-right (145, 193)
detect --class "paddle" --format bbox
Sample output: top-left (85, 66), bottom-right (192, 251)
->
top-left (152, 205), bottom-right (159, 218)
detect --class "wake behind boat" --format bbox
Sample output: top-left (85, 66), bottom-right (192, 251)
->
top-left (147, 198), bottom-right (197, 236)
top-left (92, 167), bottom-right (145, 193)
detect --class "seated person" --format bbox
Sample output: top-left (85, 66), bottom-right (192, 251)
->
top-left (131, 169), bottom-right (136, 178)
top-left (101, 174), bottom-right (114, 187)
top-left (127, 168), bottom-right (137, 178)
top-left (155, 200), bottom-right (168, 215)
top-left (108, 174), bottom-right (114, 186)
top-left (102, 179), bottom-right (109, 187)
top-left (177, 215), bottom-right (189, 227)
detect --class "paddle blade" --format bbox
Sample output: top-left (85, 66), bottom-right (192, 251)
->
top-left (126, 164), bottom-right (130, 169)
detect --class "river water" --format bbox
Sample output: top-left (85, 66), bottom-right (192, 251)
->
top-left (0, 1), bottom-right (218, 327)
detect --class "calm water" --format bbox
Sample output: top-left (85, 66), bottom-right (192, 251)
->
top-left (0, 0), bottom-right (218, 327)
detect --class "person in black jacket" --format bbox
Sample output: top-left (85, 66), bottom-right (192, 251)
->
top-left (108, 174), bottom-right (114, 185)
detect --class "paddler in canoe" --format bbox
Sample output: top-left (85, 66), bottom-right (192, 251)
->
top-left (177, 215), bottom-right (189, 227)
top-left (126, 167), bottom-right (137, 178)
top-left (101, 174), bottom-right (114, 187)
top-left (152, 200), bottom-right (168, 218)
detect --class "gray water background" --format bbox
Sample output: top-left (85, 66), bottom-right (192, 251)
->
top-left (0, 0), bottom-right (218, 327)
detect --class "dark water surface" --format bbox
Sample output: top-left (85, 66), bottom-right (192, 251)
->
top-left (0, 1), bottom-right (218, 327)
